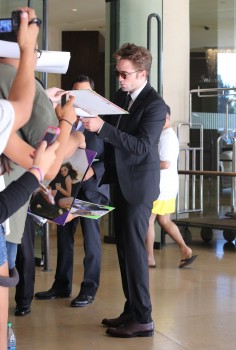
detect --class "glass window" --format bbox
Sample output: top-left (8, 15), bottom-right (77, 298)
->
top-left (190, 0), bottom-right (236, 114)
top-left (190, 0), bottom-right (236, 172)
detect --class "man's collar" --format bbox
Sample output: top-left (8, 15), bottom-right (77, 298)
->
top-left (130, 81), bottom-right (147, 102)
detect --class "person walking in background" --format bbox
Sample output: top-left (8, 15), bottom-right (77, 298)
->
top-left (146, 105), bottom-right (198, 268)
top-left (81, 43), bottom-right (167, 338)
top-left (35, 74), bottom-right (110, 308)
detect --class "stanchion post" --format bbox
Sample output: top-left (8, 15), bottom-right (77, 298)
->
top-left (43, 222), bottom-right (51, 271)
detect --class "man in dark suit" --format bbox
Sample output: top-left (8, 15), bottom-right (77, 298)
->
top-left (35, 75), bottom-right (109, 306)
top-left (82, 43), bottom-right (167, 337)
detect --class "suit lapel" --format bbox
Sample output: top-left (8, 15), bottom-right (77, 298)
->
top-left (128, 82), bottom-right (153, 114)
top-left (114, 83), bottom-right (154, 130)
top-left (118, 83), bottom-right (153, 130)
top-left (113, 92), bottom-right (128, 128)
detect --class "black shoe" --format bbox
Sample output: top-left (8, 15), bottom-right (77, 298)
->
top-left (34, 288), bottom-right (71, 300)
top-left (106, 320), bottom-right (154, 338)
top-left (15, 305), bottom-right (31, 316)
top-left (102, 313), bottom-right (132, 327)
top-left (70, 294), bottom-right (94, 307)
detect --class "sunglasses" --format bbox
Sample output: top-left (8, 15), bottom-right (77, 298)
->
top-left (114, 69), bottom-right (140, 79)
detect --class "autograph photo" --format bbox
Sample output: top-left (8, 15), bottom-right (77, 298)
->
top-left (28, 148), bottom-right (101, 225)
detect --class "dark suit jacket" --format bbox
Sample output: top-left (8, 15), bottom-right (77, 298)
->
top-left (99, 82), bottom-right (166, 204)
top-left (80, 130), bottom-right (109, 205)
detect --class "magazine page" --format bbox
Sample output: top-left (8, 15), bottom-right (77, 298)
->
top-left (28, 148), bottom-right (97, 225)
top-left (70, 199), bottom-right (115, 220)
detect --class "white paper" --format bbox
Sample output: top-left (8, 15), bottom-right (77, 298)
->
top-left (36, 51), bottom-right (70, 74)
top-left (69, 89), bottom-right (128, 117)
top-left (0, 40), bottom-right (70, 74)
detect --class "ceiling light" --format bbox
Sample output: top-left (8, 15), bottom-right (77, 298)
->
top-left (72, 9), bottom-right (77, 12)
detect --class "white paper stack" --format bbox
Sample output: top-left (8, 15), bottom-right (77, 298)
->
top-left (0, 40), bottom-right (70, 74)
top-left (68, 89), bottom-right (128, 117)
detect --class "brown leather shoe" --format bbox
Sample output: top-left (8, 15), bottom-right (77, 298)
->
top-left (102, 313), bottom-right (132, 327)
top-left (106, 320), bottom-right (154, 338)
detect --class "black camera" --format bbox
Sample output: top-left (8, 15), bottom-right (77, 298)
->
top-left (0, 10), bottom-right (21, 34)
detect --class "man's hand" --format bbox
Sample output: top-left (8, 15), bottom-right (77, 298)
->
top-left (81, 116), bottom-right (104, 133)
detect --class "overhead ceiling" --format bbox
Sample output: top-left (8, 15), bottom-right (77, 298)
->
top-left (47, 0), bottom-right (236, 50)
top-left (1, 0), bottom-right (235, 50)
top-left (190, 0), bottom-right (236, 50)
top-left (0, 0), bottom-right (106, 34)
top-left (47, 0), bottom-right (105, 34)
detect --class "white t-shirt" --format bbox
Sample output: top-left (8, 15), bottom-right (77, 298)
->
top-left (0, 99), bottom-right (15, 154)
top-left (158, 127), bottom-right (179, 200)
top-left (0, 99), bottom-right (14, 235)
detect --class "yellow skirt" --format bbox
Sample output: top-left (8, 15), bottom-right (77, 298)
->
top-left (152, 198), bottom-right (176, 215)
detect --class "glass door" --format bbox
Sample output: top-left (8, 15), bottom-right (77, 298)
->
top-left (105, 0), bottom-right (163, 98)
top-left (190, 0), bottom-right (236, 171)
top-left (190, 0), bottom-right (236, 216)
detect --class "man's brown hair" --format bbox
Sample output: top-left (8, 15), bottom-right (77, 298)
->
top-left (113, 43), bottom-right (152, 77)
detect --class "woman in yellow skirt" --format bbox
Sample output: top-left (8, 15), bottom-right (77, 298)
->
top-left (146, 106), bottom-right (197, 268)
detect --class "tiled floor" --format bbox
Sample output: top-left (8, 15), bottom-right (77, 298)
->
top-left (8, 216), bottom-right (236, 350)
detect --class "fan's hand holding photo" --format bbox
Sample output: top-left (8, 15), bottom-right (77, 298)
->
top-left (46, 87), bottom-right (68, 108)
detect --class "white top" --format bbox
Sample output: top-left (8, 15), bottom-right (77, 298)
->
top-left (158, 127), bottom-right (179, 200)
top-left (0, 99), bottom-right (14, 235)
top-left (0, 99), bottom-right (15, 154)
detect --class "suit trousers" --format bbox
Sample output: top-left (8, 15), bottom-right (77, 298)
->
top-left (15, 214), bottom-right (35, 307)
top-left (113, 179), bottom-right (153, 323)
top-left (52, 216), bottom-right (101, 297)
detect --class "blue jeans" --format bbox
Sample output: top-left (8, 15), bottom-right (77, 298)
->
top-left (6, 241), bottom-right (18, 269)
top-left (0, 225), bottom-right (7, 267)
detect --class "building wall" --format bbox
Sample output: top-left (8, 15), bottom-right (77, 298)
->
top-left (162, 0), bottom-right (190, 243)
top-left (163, 0), bottom-right (190, 131)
